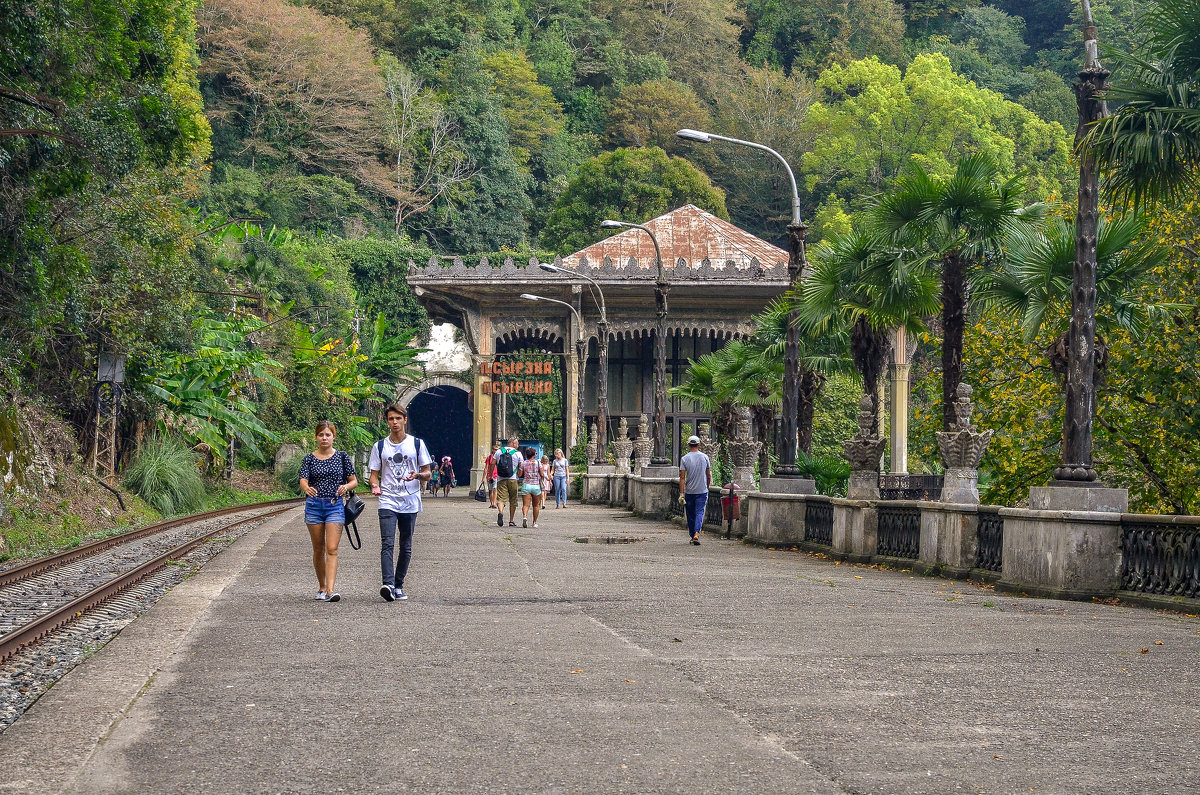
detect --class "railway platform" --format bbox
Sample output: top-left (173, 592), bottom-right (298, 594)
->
top-left (1, 496), bottom-right (1198, 793)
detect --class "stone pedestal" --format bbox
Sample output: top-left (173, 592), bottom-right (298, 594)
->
top-left (583, 465), bottom-right (615, 504)
top-left (1028, 485), bottom-right (1129, 513)
top-left (731, 465), bottom-right (759, 493)
top-left (744, 492), bottom-right (808, 546)
top-left (941, 467), bottom-right (980, 504)
top-left (998, 505), bottom-right (1123, 600)
top-left (630, 472), bottom-right (676, 516)
top-left (759, 477), bottom-right (816, 494)
top-left (639, 465), bottom-right (678, 479)
top-left (846, 471), bottom-right (880, 500)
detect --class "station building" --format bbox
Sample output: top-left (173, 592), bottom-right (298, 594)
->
top-left (405, 205), bottom-right (790, 489)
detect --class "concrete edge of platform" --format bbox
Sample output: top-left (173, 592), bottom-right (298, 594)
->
top-left (0, 505), bottom-right (302, 794)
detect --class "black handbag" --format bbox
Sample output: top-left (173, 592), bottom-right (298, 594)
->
top-left (343, 491), bottom-right (365, 550)
top-left (473, 482), bottom-right (487, 502)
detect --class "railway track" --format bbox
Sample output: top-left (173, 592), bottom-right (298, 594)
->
top-left (0, 499), bottom-right (301, 665)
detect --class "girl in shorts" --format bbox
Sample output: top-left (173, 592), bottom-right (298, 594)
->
top-left (298, 421), bottom-right (357, 602)
top-left (518, 447), bottom-right (542, 528)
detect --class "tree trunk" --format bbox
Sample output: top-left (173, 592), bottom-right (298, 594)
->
top-left (851, 317), bottom-right (891, 430)
top-left (941, 251), bottom-right (967, 430)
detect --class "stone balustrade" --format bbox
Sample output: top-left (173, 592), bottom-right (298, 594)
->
top-left (579, 466), bottom-right (1200, 613)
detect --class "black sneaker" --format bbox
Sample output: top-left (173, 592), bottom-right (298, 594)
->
top-left (380, 585), bottom-right (396, 602)
top-left (497, 510), bottom-right (504, 527)
top-left (327, 592), bottom-right (341, 602)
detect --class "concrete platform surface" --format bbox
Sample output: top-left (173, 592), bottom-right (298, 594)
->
top-left (2, 496), bottom-right (1198, 794)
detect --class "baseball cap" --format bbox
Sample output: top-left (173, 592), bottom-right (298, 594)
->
top-left (687, 435), bottom-right (701, 445)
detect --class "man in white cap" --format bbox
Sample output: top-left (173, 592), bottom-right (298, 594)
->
top-left (678, 434), bottom-right (712, 545)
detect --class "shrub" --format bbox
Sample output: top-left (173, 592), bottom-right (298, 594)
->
top-left (123, 436), bottom-right (207, 515)
top-left (275, 453), bottom-right (305, 496)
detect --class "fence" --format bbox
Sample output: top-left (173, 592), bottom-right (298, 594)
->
top-left (879, 474), bottom-right (944, 501)
top-left (1119, 517), bottom-right (1200, 599)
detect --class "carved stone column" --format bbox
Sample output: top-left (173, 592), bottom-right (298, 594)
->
top-left (936, 383), bottom-right (993, 504)
top-left (633, 414), bottom-right (652, 473)
top-left (725, 407), bottom-right (761, 492)
top-left (697, 422), bottom-right (715, 460)
top-left (612, 417), bottom-right (634, 474)
top-left (843, 395), bottom-right (887, 499)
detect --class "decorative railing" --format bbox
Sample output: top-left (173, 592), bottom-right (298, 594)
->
top-left (976, 508), bottom-right (1004, 572)
top-left (877, 505), bottom-right (921, 559)
top-left (879, 474), bottom-right (944, 501)
top-left (804, 498), bottom-right (833, 546)
top-left (1119, 517), bottom-right (1200, 599)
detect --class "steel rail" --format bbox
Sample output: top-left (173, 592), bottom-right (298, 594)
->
top-left (0, 502), bottom-right (299, 664)
top-left (0, 498), bottom-right (303, 588)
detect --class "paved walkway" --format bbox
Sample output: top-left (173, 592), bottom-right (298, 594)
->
top-left (2, 495), bottom-right (1198, 793)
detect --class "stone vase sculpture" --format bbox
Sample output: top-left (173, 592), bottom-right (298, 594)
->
top-left (585, 422), bottom-right (599, 467)
top-left (725, 406), bottom-right (761, 492)
top-left (612, 417), bottom-right (634, 474)
top-left (633, 414), bottom-right (652, 472)
top-left (842, 394), bottom-right (887, 499)
top-left (936, 382), bottom-right (993, 504)
top-left (697, 422), bottom-right (715, 460)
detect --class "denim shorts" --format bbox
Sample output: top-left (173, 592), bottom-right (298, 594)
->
top-left (520, 483), bottom-right (542, 496)
top-left (305, 496), bottom-right (345, 524)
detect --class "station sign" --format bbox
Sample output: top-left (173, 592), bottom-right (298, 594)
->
top-left (479, 359), bottom-right (554, 395)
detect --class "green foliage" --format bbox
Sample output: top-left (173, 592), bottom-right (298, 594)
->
top-left (795, 450), bottom-right (852, 497)
top-left (742, 0), bottom-right (906, 74)
top-left (605, 81), bottom-right (711, 154)
top-left (275, 454), bottom-right (305, 496)
top-left (540, 147), bottom-right (728, 252)
top-left (124, 436), bottom-right (208, 515)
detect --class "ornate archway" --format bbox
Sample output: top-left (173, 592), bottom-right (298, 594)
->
top-left (397, 375), bottom-right (473, 409)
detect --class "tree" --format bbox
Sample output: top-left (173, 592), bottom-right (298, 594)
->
top-left (197, 0), bottom-right (392, 198)
top-left (741, 0), bottom-right (906, 75)
top-left (482, 50), bottom-right (567, 169)
top-left (794, 227), bottom-right (941, 430)
top-left (801, 54), bottom-right (1073, 212)
top-left (1083, 0), bottom-right (1200, 209)
top-left (540, 147), bottom-right (728, 252)
top-left (605, 80), bottom-right (711, 154)
top-left (379, 54), bottom-right (474, 233)
top-left (875, 153), bottom-right (1039, 429)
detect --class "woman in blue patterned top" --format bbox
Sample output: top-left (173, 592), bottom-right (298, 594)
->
top-left (298, 421), bottom-right (358, 602)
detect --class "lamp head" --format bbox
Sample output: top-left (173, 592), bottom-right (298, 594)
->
top-left (519, 293), bottom-right (540, 301)
top-left (676, 128), bottom-right (712, 143)
top-left (538, 263), bottom-right (558, 273)
top-left (599, 219), bottom-right (625, 230)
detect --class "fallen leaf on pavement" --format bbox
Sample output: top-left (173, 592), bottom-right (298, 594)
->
top-left (569, 669), bottom-right (583, 674)
top-left (624, 678), bottom-right (636, 683)
top-left (1139, 648), bottom-right (1149, 654)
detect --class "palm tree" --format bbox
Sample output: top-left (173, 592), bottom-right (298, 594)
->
top-left (978, 213), bottom-right (1173, 365)
top-left (754, 297), bottom-right (850, 455)
top-left (875, 153), bottom-right (1040, 429)
top-left (793, 228), bottom-right (941, 432)
top-left (1083, 0), bottom-right (1200, 209)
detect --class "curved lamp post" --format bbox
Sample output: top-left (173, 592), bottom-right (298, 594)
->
top-left (540, 262), bottom-right (610, 464)
top-left (521, 293), bottom-right (586, 448)
top-left (600, 219), bottom-right (670, 468)
top-left (677, 128), bottom-right (808, 478)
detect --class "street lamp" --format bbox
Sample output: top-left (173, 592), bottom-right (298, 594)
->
top-left (540, 262), bottom-right (610, 464)
top-left (677, 128), bottom-right (808, 480)
top-left (521, 293), bottom-right (587, 448)
top-left (600, 219), bottom-right (670, 468)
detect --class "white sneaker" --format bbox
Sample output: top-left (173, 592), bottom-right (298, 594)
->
top-left (327, 592), bottom-right (341, 602)
top-left (532, 522), bottom-right (538, 528)
top-left (314, 591), bottom-right (327, 601)
top-left (522, 517), bottom-right (528, 528)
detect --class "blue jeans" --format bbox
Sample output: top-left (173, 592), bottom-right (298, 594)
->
top-left (684, 492), bottom-right (708, 537)
top-left (379, 510), bottom-right (416, 589)
top-left (553, 475), bottom-right (568, 507)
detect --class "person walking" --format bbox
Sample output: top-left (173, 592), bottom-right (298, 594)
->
top-left (678, 434), bottom-right (712, 545)
top-left (298, 421), bottom-right (357, 602)
top-left (538, 454), bottom-right (551, 511)
top-left (484, 443), bottom-right (500, 508)
top-left (440, 456), bottom-right (455, 497)
top-left (369, 404), bottom-right (432, 602)
top-left (427, 463), bottom-right (439, 496)
top-left (519, 446), bottom-right (543, 528)
top-left (494, 436), bottom-right (522, 528)
top-left (551, 448), bottom-right (569, 509)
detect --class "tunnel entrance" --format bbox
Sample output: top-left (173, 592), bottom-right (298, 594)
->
top-left (406, 384), bottom-right (473, 484)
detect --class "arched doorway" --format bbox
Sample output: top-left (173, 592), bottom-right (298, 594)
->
top-left (405, 384), bottom-right (473, 486)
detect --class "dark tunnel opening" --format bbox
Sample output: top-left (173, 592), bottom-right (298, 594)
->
top-left (406, 385), bottom-right (473, 487)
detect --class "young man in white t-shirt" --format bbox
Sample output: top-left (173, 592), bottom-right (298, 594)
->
top-left (369, 404), bottom-right (432, 601)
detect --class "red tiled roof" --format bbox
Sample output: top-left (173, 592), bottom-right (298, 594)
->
top-left (564, 205), bottom-right (787, 274)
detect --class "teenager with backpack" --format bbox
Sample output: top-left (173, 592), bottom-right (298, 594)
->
top-left (369, 404), bottom-right (432, 602)
top-left (493, 435), bottom-right (521, 527)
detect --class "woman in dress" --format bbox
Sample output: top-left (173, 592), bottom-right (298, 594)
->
top-left (551, 448), bottom-right (570, 509)
top-left (298, 421), bottom-right (357, 602)
top-left (440, 456), bottom-right (455, 497)
top-left (538, 454), bottom-right (551, 510)
top-left (518, 447), bottom-right (542, 528)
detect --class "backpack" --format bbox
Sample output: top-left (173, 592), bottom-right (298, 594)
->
top-left (376, 435), bottom-right (425, 478)
top-left (495, 448), bottom-right (516, 478)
